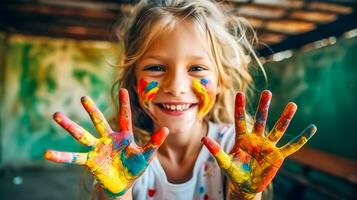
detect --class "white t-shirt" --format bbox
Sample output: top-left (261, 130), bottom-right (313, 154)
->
top-left (133, 121), bottom-right (235, 200)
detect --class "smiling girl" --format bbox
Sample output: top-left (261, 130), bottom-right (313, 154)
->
top-left (44, 0), bottom-right (316, 200)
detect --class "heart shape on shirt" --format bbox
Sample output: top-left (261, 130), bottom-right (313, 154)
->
top-left (148, 189), bottom-right (156, 197)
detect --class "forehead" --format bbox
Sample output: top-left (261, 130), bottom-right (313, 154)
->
top-left (141, 20), bottom-right (212, 61)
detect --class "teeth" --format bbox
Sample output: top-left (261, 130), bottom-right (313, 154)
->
top-left (161, 104), bottom-right (191, 111)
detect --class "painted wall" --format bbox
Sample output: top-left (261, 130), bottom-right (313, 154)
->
top-left (260, 36), bottom-right (357, 199)
top-left (0, 34), bottom-right (118, 166)
top-left (262, 36), bottom-right (357, 160)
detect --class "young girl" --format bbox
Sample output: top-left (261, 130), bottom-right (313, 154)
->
top-left (44, 0), bottom-right (317, 199)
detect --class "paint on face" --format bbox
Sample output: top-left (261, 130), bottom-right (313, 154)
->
top-left (137, 78), bottom-right (159, 109)
top-left (192, 78), bottom-right (215, 118)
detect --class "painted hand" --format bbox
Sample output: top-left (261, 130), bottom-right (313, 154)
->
top-left (44, 89), bottom-right (169, 197)
top-left (202, 90), bottom-right (316, 199)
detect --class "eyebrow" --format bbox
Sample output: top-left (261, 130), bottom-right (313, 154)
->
top-left (143, 54), bottom-right (210, 60)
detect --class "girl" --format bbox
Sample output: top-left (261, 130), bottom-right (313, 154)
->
top-left (44, 0), bottom-right (317, 200)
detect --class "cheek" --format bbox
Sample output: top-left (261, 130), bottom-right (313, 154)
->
top-left (137, 78), bottom-right (159, 109)
top-left (192, 78), bottom-right (216, 118)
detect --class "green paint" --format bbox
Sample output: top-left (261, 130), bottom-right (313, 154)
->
top-left (1, 35), bottom-right (118, 166)
top-left (260, 37), bottom-right (357, 160)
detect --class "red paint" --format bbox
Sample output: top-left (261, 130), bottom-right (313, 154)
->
top-left (138, 78), bottom-right (147, 95)
top-left (150, 127), bottom-right (169, 146)
top-left (253, 90), bottom-right (272, 135)
top-left (201, 137), bottom-right (220, 155)
top-left (204, 194), bottom-right (209, 200)
top-left (54, 112), bottom-right (84, 140)
top-left (148, 189), bottom-right (156, 197)
top-left (119, 89), bottom-right (132, 132)
top-left (235, 92), bottom-right (245, 110)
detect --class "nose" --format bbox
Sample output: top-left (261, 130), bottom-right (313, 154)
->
top-left (162, 70), bottom-right (189, 97)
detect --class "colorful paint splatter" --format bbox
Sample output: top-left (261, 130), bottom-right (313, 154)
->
top-left (192, 78), bottom-right (215, 118)
top-left (137, 78), bottom-right (159, 109)
top-left (45, 89), bottom-right (169, 196)
top-left (202, 90), bottom-right (317, 199)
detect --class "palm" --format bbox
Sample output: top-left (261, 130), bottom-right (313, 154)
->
top-left (229, 134), bottom-right (284, 193)
top-left (202, 90), bottom-right (316, 194)
top-left (45, 89), bottom-right (168, 196)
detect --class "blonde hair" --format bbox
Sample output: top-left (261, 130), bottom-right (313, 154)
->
top-left (112, 0), bottom-right (261, 145)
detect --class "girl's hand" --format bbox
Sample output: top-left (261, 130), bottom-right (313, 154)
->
top-left (202, 90), bottom-right (316, 200)
top-left (44, 89), bottom-right (169, 197)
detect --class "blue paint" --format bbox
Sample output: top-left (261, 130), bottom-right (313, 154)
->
top-left (256, 111), bottom-right (265, 124)
top-left (292, 124), bottom-right (316, 142)
top-left (145, 81), bottom-right (158, 91)
top-left (104, 187), bottom-right (128, 197)
top-left (200, 78), bottom-right (209, 86)
top-left (111, 132), bottom-right (132, 151)
top-left (242, 162), bottom-right (250, 172)
top-left (199, 186), bottom-right (205, 194)
top-left (71, 155), bottom-right (77, 163)
top-left (121, 149), bottom-right (147, 176)
top-left (142, 147), bottom-right (155, 162)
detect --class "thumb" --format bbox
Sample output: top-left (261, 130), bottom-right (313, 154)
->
top-left (201, 136), bottom-right (232, 169)
top-left (142, 127), bottom-right (169, 162)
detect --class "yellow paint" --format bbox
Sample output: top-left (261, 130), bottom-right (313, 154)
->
top-left (192, 79), bottom-right (215, 118)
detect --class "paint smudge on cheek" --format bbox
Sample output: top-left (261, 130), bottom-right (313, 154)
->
top-left (137, 78), bottom-right (159, 109)
top-left (192, 78), bottom-right (215, 118)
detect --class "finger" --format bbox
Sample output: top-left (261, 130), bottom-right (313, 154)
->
top-left (53, 112), bottom-right (99, 147)
top-left (44, 150), bottom-right (87, 165)
top-left (266, 103), bottom-right (297, 144)
top-left (201, 136), bottom-right (232, 169)
top-left (252, 90), bottom-right (272, 136)
top-left (280, 124), bottom-right (317, 157)
top-left (81, 96), bottom-right (112, 137)
top-left (119, 88), bottom-right (133, 132)
top-left (142, 127), bottom-right (169, 162)
top-left (234, 92), bottom-right (247, 141)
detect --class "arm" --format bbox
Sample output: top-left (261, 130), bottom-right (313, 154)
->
top-left (203, 90), bottom-right (317, 200)
top-left (44, 88), bottom-right (168, 198)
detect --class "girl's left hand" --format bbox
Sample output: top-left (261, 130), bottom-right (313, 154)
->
top-left (202, 90), bottom-right (317, 200)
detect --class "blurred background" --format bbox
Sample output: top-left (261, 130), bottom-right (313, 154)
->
top-left (0, 0), bottom-right (356, 199)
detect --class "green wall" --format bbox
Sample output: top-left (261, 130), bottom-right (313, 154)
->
top-left (0, 34), bottom-right (118, 166)
top-left (260, 37), bottom-right (357, 199)
top-left (262, 37), bottom-right (357, 160)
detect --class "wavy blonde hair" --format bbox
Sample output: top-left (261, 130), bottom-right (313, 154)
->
top-left (111, 0), bottom-right (262, 145)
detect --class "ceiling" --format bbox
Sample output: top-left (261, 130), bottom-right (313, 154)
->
top-left (0, 0), bottom-right (356, 56)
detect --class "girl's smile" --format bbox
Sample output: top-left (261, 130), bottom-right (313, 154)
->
top-left (153, 102), bottom-right (199, 116)
top-left (135, 20), bottom-right (220, 133)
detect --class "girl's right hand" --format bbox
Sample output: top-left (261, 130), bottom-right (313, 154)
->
top-left (44, 88), bottom-right (169, 197)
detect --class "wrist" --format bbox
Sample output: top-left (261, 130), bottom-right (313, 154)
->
top-left (104, 186), bottom-right (132, 200)
top-left (228, 183), bottom-right (258, 200)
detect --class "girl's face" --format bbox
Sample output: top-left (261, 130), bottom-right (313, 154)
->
top-left (135, 20), bottom-right (220, 133)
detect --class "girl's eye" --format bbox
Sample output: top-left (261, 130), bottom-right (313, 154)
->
top-left (144, 65), bottom-right (166, 72)
top-left (189, 66), bottom-right (206, 72)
